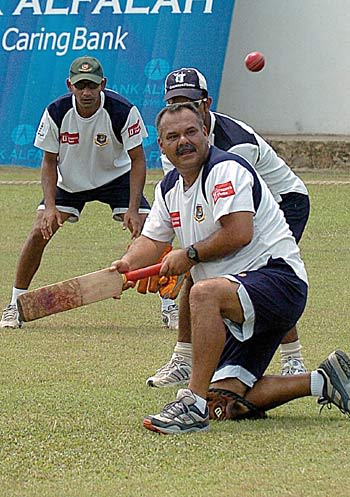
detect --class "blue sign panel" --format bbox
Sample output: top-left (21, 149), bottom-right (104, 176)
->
top-left (0, 1), bottom-right (235, 168)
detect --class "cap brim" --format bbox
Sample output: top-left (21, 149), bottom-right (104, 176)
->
top-left (164, 88), bottom-right (206, 101)
top-left (70, 74), bottom-right (103, 85)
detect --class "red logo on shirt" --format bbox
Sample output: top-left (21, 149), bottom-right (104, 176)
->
top-left (212, 181), bottom-right (235, 204)
top-left (170, 211), bottom-right (181, 228)
top-left (60, 132), bottom-right (79, 144)
top-left (128, 119), bottom-right (141, 138)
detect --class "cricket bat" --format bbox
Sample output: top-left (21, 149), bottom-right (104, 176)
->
top-left (17, 263), bottom-right (162, 322)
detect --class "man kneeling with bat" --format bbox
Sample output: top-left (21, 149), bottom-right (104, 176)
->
top-left (110, 103), bottom-right (350, 434)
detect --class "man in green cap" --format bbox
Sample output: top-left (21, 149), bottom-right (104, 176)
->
top-left (0, 55), bottom-right (151, 329)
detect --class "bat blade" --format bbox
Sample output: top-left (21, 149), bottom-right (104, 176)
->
top-left (17, 269), bottom-right (123, 322)
top-left (17, 263), bottom-right (162, 322)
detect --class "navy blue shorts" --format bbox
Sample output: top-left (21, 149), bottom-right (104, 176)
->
top-left (279, 192), bottom-right (310, 243)
top-left (38, 171), bottom-right (151, 222)
top-left (211, 258), bottom-right (308, 387)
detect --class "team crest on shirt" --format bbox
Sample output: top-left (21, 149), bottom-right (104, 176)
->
top-left (212, 181), bottom-right (235, 204)
top-left (94, 133), bottom-right (109, 146)
top-left (194, 204), bottom-right (205, 223)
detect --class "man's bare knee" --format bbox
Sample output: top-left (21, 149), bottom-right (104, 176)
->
top-left (26, 215), bottom-right (54, 248)
top-left (190, 278), bottom-right (242, 322)
top-left (22, 229), bottom-right (49, 254)
top-left (189, 279), bottom-right (217, 305)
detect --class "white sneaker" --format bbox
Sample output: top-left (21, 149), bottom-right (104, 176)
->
top-left (143, 388), bottom-right (209, 434)
top-left (146, 353), bottom-right (192, 388)
top-left (161, 304), bottom-right (179, 330)
top-left (281, 356), bottom-right (307, 375)
top-left (317, 349), bottom-right (350, 415)
top-left (0, 304), bottom-right (23, 329)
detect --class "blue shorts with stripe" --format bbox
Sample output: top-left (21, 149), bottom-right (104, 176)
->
top-left (279, 192), bottom-right (310, 243)
top-left (38, 171), bottom-right (151, 222)
top-left (211, 258), bottom-right (308, 387)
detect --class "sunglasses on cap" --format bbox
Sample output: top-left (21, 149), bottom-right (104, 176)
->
top-left (166, 98), bottom-right (207, 108)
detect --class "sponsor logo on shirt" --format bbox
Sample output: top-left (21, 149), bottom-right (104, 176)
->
top-left (37, 121), bottom-right (45, 138)
top-left (194, 204), bottom-right (205, 223)
top-left (94, 133), bottom-right (109, 146)
top-left (212, 181), bottom-right (235, 204)
top-left (60, 132), bottom-right (79, 144)
top-left (170, 211), bottom-right (181, 228)
top-left (128, 119), bottom-right (141, 138)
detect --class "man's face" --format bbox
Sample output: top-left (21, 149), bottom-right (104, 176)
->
top-left (67, 78), bottom-right (106, 114)
top-left (158, 107), bottom-right (209, 174)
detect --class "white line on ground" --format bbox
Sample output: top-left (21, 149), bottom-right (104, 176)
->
top-left (1, 180), bottom-right (350, 186)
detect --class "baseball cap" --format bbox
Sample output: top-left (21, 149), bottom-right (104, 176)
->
top-left (69, 56), bottom-right (104, 85)
top-left (164, 68), bottom-right (208, 101)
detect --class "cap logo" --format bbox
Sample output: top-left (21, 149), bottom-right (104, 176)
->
top-left (80, 63), bottom-right (92, 72)
top-left (174, 71), bottom-right (187, 83)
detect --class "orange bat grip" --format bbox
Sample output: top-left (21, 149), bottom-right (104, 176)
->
top-left (124, 263), bottom-right (162, 282)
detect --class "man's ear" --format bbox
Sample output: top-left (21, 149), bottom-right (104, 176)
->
top-left (157, 136), bottom-right (164, 153)
top-left (66, 79), bottom-right (73, 92)
top-left (101, 78), bottom-right (107, 90)
top-left (203, 96), bottom-right (212, 112)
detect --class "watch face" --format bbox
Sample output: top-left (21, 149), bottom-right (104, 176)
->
top-left (187, 246), bottom-right (198, 261)
top-left (188, 247), bottom-right (196, 259)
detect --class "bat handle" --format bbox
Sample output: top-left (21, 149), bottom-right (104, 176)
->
top-left (124, 263), bottom-right (162, 282)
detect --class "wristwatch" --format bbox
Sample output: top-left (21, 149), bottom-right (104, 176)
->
top-left (186, 245), bottom-right (201, 263)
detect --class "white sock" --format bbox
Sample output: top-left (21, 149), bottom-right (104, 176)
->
top-left (11, 287), bottom-right (28, 306)
top-left (192, 391), bottom-right (207, 415)
top-left (174, 341), bottom-right (192, 363)
top-left (280, 340), bottom-right (303, 361)
top-left (161, 297), bottom-right (177, 310)
top-left (310, 371), bottom-right (325, 397)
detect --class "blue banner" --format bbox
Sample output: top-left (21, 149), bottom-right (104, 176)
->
top-left (0, 1), bottom-right (235, 168)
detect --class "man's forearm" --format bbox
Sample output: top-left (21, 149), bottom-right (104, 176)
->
top-left (122, 236), bottom-right (167, 270)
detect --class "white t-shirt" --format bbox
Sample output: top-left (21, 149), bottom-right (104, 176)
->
top-left (162, 111), bottom-right (308, 203)
top-left (34, 90), bottom-right (148, 193)
top-left (144, 146), bottom-right (308, 284)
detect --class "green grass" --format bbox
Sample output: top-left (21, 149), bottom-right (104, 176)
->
top-left (0, 167), bottom-right (349, 497)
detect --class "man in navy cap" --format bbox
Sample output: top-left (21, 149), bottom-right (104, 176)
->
top-left (146, 67), bottom-right (310, 387)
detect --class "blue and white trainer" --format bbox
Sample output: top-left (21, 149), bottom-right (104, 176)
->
top-left (146, 353), bottom-right (191, 388)
top-left (281, 356), bottom-right (307, 376)
top-left (143, 389), bottom-right (209, 434)
top-left (161, 303), bottom-right (179, 330)
top-left (317, 350), bottom-right (350, 416)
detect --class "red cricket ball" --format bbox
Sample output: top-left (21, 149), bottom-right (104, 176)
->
top-left (244, 51), bottom-right (265, 72)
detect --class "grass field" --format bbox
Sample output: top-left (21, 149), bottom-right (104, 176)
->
top-left (0, 167), bottom-right (349, 497)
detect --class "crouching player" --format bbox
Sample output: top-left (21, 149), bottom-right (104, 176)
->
top-left (111, 103), bottom-right (350, 434)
